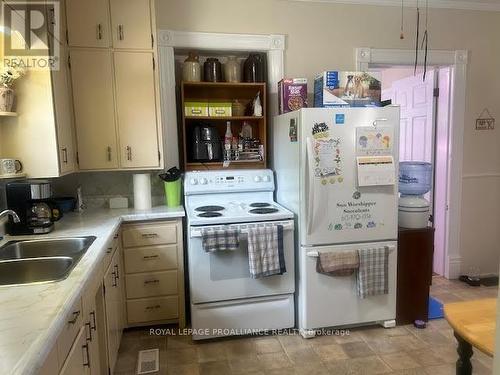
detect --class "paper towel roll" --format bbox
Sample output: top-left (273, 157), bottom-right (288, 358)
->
top-left (133, 173), bottom-right (152, 210)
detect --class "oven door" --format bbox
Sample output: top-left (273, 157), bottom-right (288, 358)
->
top-left (188, 220), bottom-right (295, 304)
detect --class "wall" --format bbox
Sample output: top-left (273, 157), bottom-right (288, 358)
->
top-left (156, 0), bottom-right (500, 275)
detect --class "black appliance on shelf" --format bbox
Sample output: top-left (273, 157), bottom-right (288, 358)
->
top-left (190, 124), bottom-right (222, 162)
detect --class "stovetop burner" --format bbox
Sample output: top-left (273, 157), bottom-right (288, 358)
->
top-left (197, 212), bottom-right (223, 218)
top-left (249, 208), bottom-right (279, 214)
top-left (249, 202), bottom-right (272, 208)
top-left (195, 205), bottom-right (225, 212)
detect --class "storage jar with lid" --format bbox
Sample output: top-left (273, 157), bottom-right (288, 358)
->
top-left (398, 195), bottom-right (430, 229)
top-left (204, 58), bottom-right (223, 82)
top-left (224, 56), bottom-right (241, 83)
top-left (182, 52), bottom-right (201, 82)
top-left (243, 54), bottom-right (264, 82)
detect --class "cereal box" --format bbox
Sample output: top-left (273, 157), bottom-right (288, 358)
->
top-left (314, 71), bottom-right (381, 108)
top-left (278, 78), bottom-right (308, 114)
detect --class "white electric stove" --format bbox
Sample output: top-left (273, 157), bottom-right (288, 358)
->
top-left (184, 169), bottom-right (295, 340)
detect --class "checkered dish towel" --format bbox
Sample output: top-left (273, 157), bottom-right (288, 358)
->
top-left (356, 247), bottom-right (389, 299)
top-left (247, 225), bottom-right (286, 278)
top-left (201, 227), bottom-right (240, 253)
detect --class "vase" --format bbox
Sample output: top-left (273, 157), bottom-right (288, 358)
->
top-left (243, 54), bottom-right (264, 83)
top-left (0, 87), bottom-right (14, 112)
top-left (182, 52), bottom-right (201, 82)
top-left (224, 56), bottom-right (241, 83)
top-left (203, 58), bottom-right (222, 82)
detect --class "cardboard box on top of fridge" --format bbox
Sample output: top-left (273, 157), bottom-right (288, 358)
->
top-left (314, 71), bottom-right (382, 108)
top-left (278, 78), bottom-right (308, 114)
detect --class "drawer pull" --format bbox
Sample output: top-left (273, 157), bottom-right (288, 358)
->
top-left (83, 343), bottom-right (90, 367)
top-left (141, 233), bottom-right (159, 238)
top-left (143, 255), bottom-right (159, 260)
top-left (114, 233), bottom-right (119, 239)
top-left (112, 271), bottom-right (117, 287)
top-left (85, 322), bottom-right (93, 341)
top-left (144, 279), bottom-right (160, 285)
top-left (68, 310), bottom-right (81, 324)
top-left (106, 247), bottom-right (113, 254)
top-left (114, 264), bottom-right (120, 279)
top-left (90, 311), bottom-right (97, 331)
top-left (145, 304), bottom-right (161, 310)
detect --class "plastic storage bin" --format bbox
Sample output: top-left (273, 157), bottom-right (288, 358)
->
top-left (399, 162), bottom-right (432, 195)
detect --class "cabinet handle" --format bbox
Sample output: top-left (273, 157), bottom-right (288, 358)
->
top-left (85, 321), bottom-right (93, 341)
top-left (144, 279), bottom-right (160, 285)
top-left (90, 311), bottom-right (97, 331)
top-left (96, 23), bottom-right (102, 40)
top-left (106, 247), bottom-right (113, 254)
top-left (107, 146), bottom-right (112, 162)
top-left (118, 24), bottom-right (124, 40)
top-left (61, 147), bottom-right (68, 163)
top-left (143, 254), bottom-right (159, 260)
top-left (68, 310), bottom-right (81, 324)
top-left (141, 233), bottom-right (159, 238)
top-left (114, 233), bottom-right (119, 239)
top-left (111, 271), bottom-right (117, 287)
top-left (114, 264), bottom-right (120, 279)
top-left (126, 146), bottom-right (132, 161)
top-left (145, 305), bottom-right (161, 310)
top-left (83, 343), bottom-right (91, 367)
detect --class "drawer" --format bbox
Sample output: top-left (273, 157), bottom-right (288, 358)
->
top-left (125, 270), bottom-right (177, 299)
top-left (57, 296), bottom-right (83, 369)
top-left (124, 245), bottom-right (178, 274)
top-left (127, 296), bottom-right (178, 324)
top-left (122, 222), bottom-right (177, 248)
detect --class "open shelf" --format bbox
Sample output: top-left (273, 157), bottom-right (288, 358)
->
top-left (0, 111), bottom-right (17, 117)
top-left (0, 172), bottom-right (26, 179)
top-left (186, 160), bottom-right (265, 170)
top-left (185, 116), bottom-right (263, 121)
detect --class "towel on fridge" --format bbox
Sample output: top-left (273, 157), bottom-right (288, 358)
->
top-left (356, 247), bottom-right (389, 299)
top-left (247, 225), bottom-right (286, 278)
top-left (201, 227), bottom-right (240, 253)
top-left (316, 250), bottom-right (359, 276)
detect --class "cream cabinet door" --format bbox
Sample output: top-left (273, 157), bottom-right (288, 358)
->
top-left (103, 252), bottom-right (120, 374)
top-left (114, 52), bottom-right (159, 168)
top-left (59, 327), bottom-right (90, 375)
top-left (66, 0), bottom-right (111, 48)
top-left (110, 0), bottom-right (152, 49)
top-left (83, 286), bottom-right (102, 375)
top-left (52, 42), bottom-right (76, 175)
top-left (70, 49), bottom-right (119, 170)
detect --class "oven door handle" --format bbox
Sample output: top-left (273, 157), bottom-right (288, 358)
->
top-left (190, 221), bottom-right (294, 238)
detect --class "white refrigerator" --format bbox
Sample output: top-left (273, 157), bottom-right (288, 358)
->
top-left (272, 107), bottom-right (400, 333)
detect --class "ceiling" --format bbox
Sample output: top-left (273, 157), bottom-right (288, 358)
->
top-left (289, 0), bottom-right (500, 11)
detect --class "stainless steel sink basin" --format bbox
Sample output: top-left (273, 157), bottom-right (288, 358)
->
top-left (0, 257), bottom-right (74, 285)
top-left (0, 236), bottom-right (96, 286)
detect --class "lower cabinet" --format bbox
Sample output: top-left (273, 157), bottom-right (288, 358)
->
top-left (59, 327), bottom-right (90, 375)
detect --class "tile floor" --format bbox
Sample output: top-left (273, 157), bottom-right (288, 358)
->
top-left (115, 276), bottom-right (497, 375)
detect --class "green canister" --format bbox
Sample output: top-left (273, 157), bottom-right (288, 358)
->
top-left (159, 167), bottom-right (182, 207)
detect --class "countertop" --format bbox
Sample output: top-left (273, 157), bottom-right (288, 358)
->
top-left (0, 205), bottom-right (185, 375)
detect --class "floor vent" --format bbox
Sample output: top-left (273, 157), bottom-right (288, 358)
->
top-left (136, 348), bottom-right (160, 374)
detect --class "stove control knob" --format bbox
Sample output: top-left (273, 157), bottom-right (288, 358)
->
top-left (199, 177), bottom-right (208, 185)
top-left (254, 176), bottom-right (262, 183)
top-left (190, 178), bottom-right (198, 185)
top-left (262, 175), bottom-right (271, 182)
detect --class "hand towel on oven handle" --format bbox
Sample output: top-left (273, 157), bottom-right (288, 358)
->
top-left (316, 250), bottom-right (359, 276)
top-left (201, 226), bottom-right (240, 252)
top-left (247, 224), bottom-right (286, 278)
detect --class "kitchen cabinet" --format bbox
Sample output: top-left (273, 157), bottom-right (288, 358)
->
top-left (122, 220), bottom-right (185, 328)
top-left (110, 0), bottom-right (153, 49)
top-left (69, 49), bottom-right (118, 170)
top-left (114, 52), bottom-right (160, 168)
top-left (82, 280), bottom-right (103, 375)
top-left (59, 327), bottom-right (90, 375)
top-left (66, 0), bottom-right (111, 48)
top-left (38, 345), bottom-right (59, 375)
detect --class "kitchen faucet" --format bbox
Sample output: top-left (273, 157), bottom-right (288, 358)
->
top-left (0, 210), bottom-right (20, 223)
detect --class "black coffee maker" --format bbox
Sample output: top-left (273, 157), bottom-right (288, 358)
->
top-left (6, 180), bottom-right (56, 235)
top-left (190, 125), bottom-right (222, 162)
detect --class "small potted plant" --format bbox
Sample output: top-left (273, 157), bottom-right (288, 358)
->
top-left (0, 63), bottom-right (24, 112)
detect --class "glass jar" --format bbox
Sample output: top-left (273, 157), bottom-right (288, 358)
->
top-left (224, 56), bottom-right (241, 83)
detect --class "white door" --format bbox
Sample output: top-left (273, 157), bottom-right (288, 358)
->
top-left (299, 107), bottom-right (400, 247)
top-left (382, 71), bottom-right (436, 165)
top-left (188, 221), bottom-right (295, 304)
top-left (298, 241), bottom-right (397, 330)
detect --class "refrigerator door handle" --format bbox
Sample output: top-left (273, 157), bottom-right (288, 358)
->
top-left (305, 137), bottom-right (315, 235)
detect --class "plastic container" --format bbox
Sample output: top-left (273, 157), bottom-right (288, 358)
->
top-left (398, 195), bottom-right (430, 228)
top-left (399, 161), bottom-right (432, 195)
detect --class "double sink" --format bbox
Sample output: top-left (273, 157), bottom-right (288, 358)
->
top-left (0, 237), bottom-right (96, 286)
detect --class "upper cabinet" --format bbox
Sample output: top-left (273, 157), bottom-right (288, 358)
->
top-left (66, 0), bottom-right (162, 171)
top-left (110, 0), bottom-right (153, 49)
top-left (66, 0), bottom-right (111, 48)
